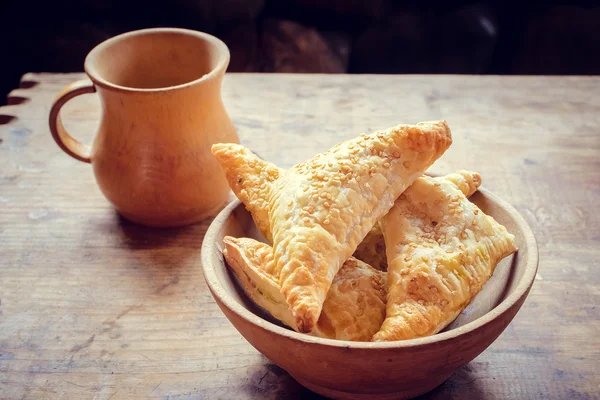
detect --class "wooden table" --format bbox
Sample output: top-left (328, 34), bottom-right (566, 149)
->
top-left (1, 73), bottom-right (598, 399)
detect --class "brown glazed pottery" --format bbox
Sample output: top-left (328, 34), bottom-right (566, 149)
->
top-left (202, 186), bottom-right (538, 400)
top-left (49, 28), bottom-right (239, 227)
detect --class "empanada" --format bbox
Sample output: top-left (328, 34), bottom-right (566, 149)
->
top-left (213, 121), bottom-right (452, 332)
top-left (222, 236), bottom-right (387, 341)
top-left (352, 171), bottom-right (482, 272)
top-left (372, 170), bottom-right (517, 341)
top-left (211, 147), bottom-right (281, 242)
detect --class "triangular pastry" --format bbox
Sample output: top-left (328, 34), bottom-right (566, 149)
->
top-left (222, 236), bottom-right (387, 341)
top-left (211, 146), bottom-right (281, 242)
top-left (213, 121), bottom-right (452, 332)
top-left (372, 170), bottom-right (517, 341)
top-left (352, 171), bottom-right (483, 272)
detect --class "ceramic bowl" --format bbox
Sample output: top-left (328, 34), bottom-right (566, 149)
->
top-left (201, 187), bottom-right (538, 400)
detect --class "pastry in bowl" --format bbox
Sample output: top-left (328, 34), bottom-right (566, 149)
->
top-left (212, 121), bottom-right (452, 332)
top-left (222, 236), bottom-right (387, 341)
top-left (204, 119), bottom-right (536, 399)
top-left (352, 171), bottom-right (483, 273)
top-left (201, 192), bottom-right (537, 399)
top-left (373, 171), bottom-right (517, 341)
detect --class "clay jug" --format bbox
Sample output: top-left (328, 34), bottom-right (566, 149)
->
top-left (49, 28), bottom-right (239, 227)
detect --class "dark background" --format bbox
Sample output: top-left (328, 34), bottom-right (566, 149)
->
top-left (1, 1), bottom-right (599, 104)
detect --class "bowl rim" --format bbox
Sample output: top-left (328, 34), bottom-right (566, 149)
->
top-left (201, 185), bottom-right (539, 349)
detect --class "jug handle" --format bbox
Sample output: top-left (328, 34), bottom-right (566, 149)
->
top-left (48, 80), bottom-right (96, 163)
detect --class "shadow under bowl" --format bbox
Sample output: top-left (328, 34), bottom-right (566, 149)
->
top-left (201, 187), bottom-right (538, 400)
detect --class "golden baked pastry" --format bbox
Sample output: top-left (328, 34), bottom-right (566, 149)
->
top-left (213, 121), bottom-right (452, 332)
top-left (352, 171), bottom-right (482, 272)
top-left (443, 170), bottom-right (482, 198)
top-left (372, 170), bottom-right (517, 341)
top-left (211, 147), bottom-right (281, 242)
top-left (222, 236), bottom-right (387, 341)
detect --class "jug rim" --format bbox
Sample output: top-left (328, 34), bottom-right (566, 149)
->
top-left (83, 27), bottom-right (230, 93)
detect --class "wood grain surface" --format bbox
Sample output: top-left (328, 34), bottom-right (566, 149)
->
top-left (0, 73), bottom-right (599, 399)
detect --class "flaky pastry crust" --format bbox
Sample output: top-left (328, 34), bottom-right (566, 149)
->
top-left (210, 144), bottom-right (279, 242)
top-left (214, 121), bottom-right (452, 332)
top-left (353, 170), bottom-right (483, 271)
top-left (223, 236), bottom-right (387, 341)
top-left (372, 171), bottom-right (517, 341)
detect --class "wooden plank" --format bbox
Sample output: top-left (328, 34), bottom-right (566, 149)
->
top-left (0, 73), bottom-right (599, 399)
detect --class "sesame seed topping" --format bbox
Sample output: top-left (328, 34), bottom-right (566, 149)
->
top-left (323, 219), bottom-right (330, 225)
